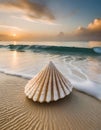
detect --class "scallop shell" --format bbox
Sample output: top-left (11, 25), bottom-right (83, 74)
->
top-left (24, 61), bottom-right (73, 103)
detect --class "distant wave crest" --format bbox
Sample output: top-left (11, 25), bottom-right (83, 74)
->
top-left (93, 47), bottom-right (101, 54)
top-left (0, 44), bottom-right (101, 55)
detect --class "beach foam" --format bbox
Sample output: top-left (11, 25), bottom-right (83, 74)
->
top-left (0, 42), bottom-right (101, 100)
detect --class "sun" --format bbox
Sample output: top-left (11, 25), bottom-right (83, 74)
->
top-left (12, 33), bottom-right (17, 37)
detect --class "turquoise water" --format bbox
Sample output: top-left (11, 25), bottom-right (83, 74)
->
top-left (0, 41), bottom-right (101, 100)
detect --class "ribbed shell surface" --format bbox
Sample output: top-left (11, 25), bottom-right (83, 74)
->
top-left (24, 61), bottom-right (73, 103)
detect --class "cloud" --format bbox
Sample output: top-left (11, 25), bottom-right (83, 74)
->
top-left (56, 18), bottom-right (101, 41)
top-left (0, 0), bottom-right (55, 23)
top-left (58, 32), bottom-right (64, 37)
top-left (76, 18), bottom-right (101, 36)
top-left (12, 15), bottom-right (59, 25)
top-left (0, 24), bottom-right (22, 31)
top-left (87, 18), bottom-right (101, 31)
top-left (76, 18), bottom-right (101, 33)
top-left (0, 33), bottom-right (10, 40)
top-left (73, 18), bottom-right (101, 41)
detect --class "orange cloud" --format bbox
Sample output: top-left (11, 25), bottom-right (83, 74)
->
top-left (76, 18), bottom-right (101, 33)
top-left (0, 33), bottom-right (12, 41)
top-left (87, 18), bottom-right (101, 31)
top-left (73, 18), bottom-right (101, 41)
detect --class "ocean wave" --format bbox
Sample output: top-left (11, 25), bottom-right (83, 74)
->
top-left (93, 47), bottom-right (101, 54)
top-left (0, 44), bottom-right (101, 55)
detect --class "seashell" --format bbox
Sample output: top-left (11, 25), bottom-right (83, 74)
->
top-left (24, 61), bottom-right (73, 103)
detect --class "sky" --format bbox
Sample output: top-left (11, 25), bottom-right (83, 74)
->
top-left (0, 0), bottom-right (101, 41)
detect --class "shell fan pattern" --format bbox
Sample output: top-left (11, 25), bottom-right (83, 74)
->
top-left (24, 61), bottom-right (73, 103)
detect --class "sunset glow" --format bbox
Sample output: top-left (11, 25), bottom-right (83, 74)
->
top-left (0, 0), bottom-right (101, 41)
top-left (12, 34), bottom-right (17, 37)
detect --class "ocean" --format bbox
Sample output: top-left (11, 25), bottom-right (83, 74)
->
top-left (0, 41), bottom-right (101, 100)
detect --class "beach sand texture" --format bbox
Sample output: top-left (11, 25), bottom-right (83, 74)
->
top-left (0, 73), bottom-right (101, 130)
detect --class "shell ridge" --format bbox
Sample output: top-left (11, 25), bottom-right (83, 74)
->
top-left (59, 72), bottom-right (73, 91)
top-left (54, 68), bottom-right (67, 96)
top-left (44, 66), bottom-right (51, 102)
top-left (45, 67), bottom-right (53, 102)
top-left (27, 66), bottom-right (49, 100)
top-left (57, 71), bottom-right (72, 92)
top-left (53, 67), bottom-right (61, 99)
top-left (33, 66), bottom-right (49, 101)
top-left (25, 68), bottom-right (48, 96)
top-left (55, 68), bottom-right (71, 93)
top-left (56, 72), bottom-right (70, 95)
top-left (52, 66), bottom-right (60, 100)
top-left (25, 67), bottom-right (47, 93)
top-left (51, 67), bottom-right (54, 101)
top-left (38, 66), bottom-right (50, 102)
top-left (54, 68), bottom-right (66, 98)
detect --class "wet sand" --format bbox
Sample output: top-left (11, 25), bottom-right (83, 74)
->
top-left (0, 73), bottom-right (101, 130)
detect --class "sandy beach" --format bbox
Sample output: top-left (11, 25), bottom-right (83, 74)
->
top-left (0, 73), bottom-right (100, 130)
top-left (0, 0), bottom-right (101, 129)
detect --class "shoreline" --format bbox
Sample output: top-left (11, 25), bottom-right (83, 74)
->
top-left (0, 71), bottom-right (100, 101)
top-left (0, 73), bottom-right (101, 130)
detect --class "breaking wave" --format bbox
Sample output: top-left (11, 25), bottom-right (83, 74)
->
top-left (0, 44), bottom-right (101, 55)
